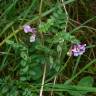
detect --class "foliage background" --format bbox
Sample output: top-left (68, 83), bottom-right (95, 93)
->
top-left (0, 0), bottom-right (96, 96)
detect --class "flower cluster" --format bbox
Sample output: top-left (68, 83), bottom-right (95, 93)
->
top-left (67, 43), bottom-right (86, 56)
top-left (23, 24), bottom-right (36, 42)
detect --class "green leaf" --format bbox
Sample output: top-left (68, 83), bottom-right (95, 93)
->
top-left (77, 76), bottom-right (94, 94)
top-left (38, 18), bottom-right (54, 33)
top-left (21, 66), bottom-right (29, 73)
top-left (20, 52), bottom-right (28, 61)
top-left (78, 76), bottom-right (94, 86)
top-left (68, 91), bottom-right (84, 96)
top-left (30, 65), bottom-right (42, 80)
top-left (68, 76), bottom-right (94, 96)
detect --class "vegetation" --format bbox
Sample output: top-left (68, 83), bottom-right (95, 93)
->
top-left (0, 0), bottom-right (96, 96)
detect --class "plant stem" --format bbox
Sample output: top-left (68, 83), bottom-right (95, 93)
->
top-left (39, 0), bottom-right (44, 45)
top-left (61, 0), bottom-right (69, 32)
top-left (39, 64), bottom-right (47, 96)
top-left (50, 76), bottom-right (57, 96)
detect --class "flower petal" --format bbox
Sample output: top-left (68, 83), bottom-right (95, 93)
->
top-left (68, 43), bottom-right (86, 57)
top-left (30, 34), bottom-right (36, 42)
top-left (23, 25), bottom-right (32, 33)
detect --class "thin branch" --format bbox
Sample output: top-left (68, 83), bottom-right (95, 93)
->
top-left (61, 0), bottom-right (69, 32)
top-left (50, 76), bottom-right (57, 96)
top-left (39, 64), bottom-right (47, 96)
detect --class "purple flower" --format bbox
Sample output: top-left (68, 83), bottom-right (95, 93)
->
top-left (23, 24), bottom-right (36, 33)
top-left (23, 24), bottom-right (37, 43)
top-left (67, 44), bottom-right (86, 56)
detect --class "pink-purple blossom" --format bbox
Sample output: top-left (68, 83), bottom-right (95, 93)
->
top-left (23, 24), bottom-right (36, 33)
top-left (23, 24), bottom-right (37, 42)
top-left (67, 44), bottom-right (86, 56)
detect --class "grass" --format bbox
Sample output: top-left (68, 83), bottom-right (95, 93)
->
top-left (0, 0), bottom-right (96, 96)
